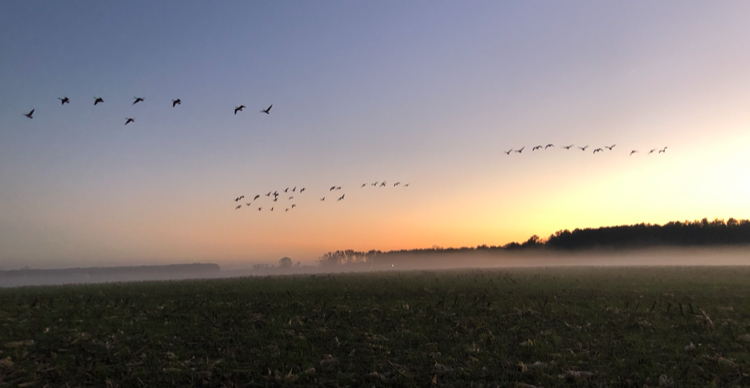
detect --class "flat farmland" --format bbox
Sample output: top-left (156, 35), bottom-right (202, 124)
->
top-left (2, 266), bottom-right (750, 387)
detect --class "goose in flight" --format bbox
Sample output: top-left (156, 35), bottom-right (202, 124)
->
top-left (273, 198), bottom-right (278, 202)
top-left (292, 187), bottom-right (296, 192)
top-left (254, 195), bottom-right (260, 200)
top-left (659, 146), bottom-right (668, 153)
top-left (562, 145), bottom-right (573, 150)
top-left (235, 205), bottom-right (241, 210)
top-left (266, 192), bottom-right (272, 197)
top-left (545, 144), bottom-right (554, 149)
top-left (234, 105), bottom-right (245, 115)
top-left (300, 188), bottom-right (305, 193)
top-left (133, 97), bottom-right (144, 105)
top-left (94, 97), bottom-right (104, 105)
top-left (330, 186), bottom-right (336, 191)
top-left (258, 207), bottom-right (262, 211)
top-left (404, 183), bottom-right (410, 187)
top-left (261, 105), bottom-right (273, 114)
top-left (291, 204), bottom-right (296, 208)
top-left (172, 99), bottom-right (181, 107)
top-left (288, 196), bottom-right (293, 200)
top-left (532, 145), bottom-right (542, 151)
top-left (284, 188), bottom-right (289, 193)
top-left (273, 191), bottom-right (279, 197)
top-left (605, 144), bottom-right (616, 150)
top-left (514, 147), bottom-right (525, 154)
top-left (593, 148), bottom-right (603, 154)
top-left (336, 186), bottom-right (342, 190)
top-left (24, 109), bottom-right (34, 119)
top-left (630, 150), bottom-right (637, 156)
top-left (337, 194), bottom-right (345, 201)
top-left (578, 145), bottom-right (589, 151)
top-left (320, 197), bottom-right (325, 201)
top-left (504, 149), bottom-right (512, 155)
top-left (286, 208), bottom-right (289, 212)
top-left (246, 202), bottom-right (251, 206)
top-left (380, 182), bottom-right (386, 187)
top-left (125, 118), bottom-right (135, 125)
top-left (394, 182), bottom-right (401, 186)
top-left (270, 207), bottom-right (274, 211)
top-left (58, 97), bottom-right (70, 105)
top-left (372, 182), bottom-right (378, 187)
top-left (648, 149), bottom-right (656, 155)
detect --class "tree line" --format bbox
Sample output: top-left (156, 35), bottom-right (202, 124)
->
top-left (317, 218), bottom-right (750, 266)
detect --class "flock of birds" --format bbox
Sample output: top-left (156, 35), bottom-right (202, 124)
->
top-left (233, 181), bottom-right (410, 213)
top-left (22, 96), bottom-right (272, 124)
top-left (504, 144), bottom-right (669, 156)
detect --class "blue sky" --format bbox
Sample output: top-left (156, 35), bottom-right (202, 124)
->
top-left (2, 1), bottom-right (750, 269)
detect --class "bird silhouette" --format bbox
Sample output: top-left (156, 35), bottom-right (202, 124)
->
top-left (235, 205), bottom-right (241, 210)
top-left (320, 197), bottom-right (325, 201)
top-left (545, 144), bottom-right (554, 149)
top-left (659, 146), bottom-right (668, 153)
top-left (532, 145), bottom-right (542, 151)
top-left (239, 195), bottom-right (244, 200)
top-left (648, 149), bottom-right (656, 154)
top-left (270, 207), bottom-right (274, 211)
top-left (380, 182), bottom-right (386, 187)
top-left (514, 147), bottom-right (525, 154)
top-left (338, 194), bottom-right (345, 201)
top-left (291, 204), bottom-right (296, 208)
top-left (258, 207), bottom-right (262, 211)
top-left (246, 202), bottom-right (251, 206)
top-left (404, 183), bottom-right (410, 187)
top-left (394, 182), bottom-right (401, 186)
top-left (372, 182), bottom-right (378, 187)
top-left (261, 105), bottom-right (273, 114)
top-left (504, 149), bottom-right (512, 155)
top-left (94, 97), bottom-right (104, 105)
top-left (605, 144), bottom-right (616, 150)
top-left (336, 186), bottom-right (342, 190)
top-left (292, 187), bottom-right (296, 192)
top-left (273, 198), bottom-right (278, 202)
top-left (133, 97), bottom-right (144, 105)
top-left (288, 196), bottom-right (293, 200)
top-left (285, 208), bottom-right (289, 212)
top-left (330, 186), bottom-right (336, 191)
top-left (266, 192), bottom-right (272, 197)
top-left (563, 145), bottom-right (573, 150)
top-left (58, 97), bottom-right (70, 105)
top-left (578, 145), bottom-right (589, 151)
top-left (361, 183), bottom-right (367, 188)
top-left (630, 150), bottom-right (637, 156)
top-left (593, 148), bottom-right (603, 154)
top-left (273, 191), bottom-right (279, 197)
top-left (23, 109), bottom-right (34, 119)
top-left (125, 118), bottom-right (135, 125)
top-left (172, 99), bottom-right (181, 107)
top-left (254, 195), bottom-right (260, 200)
top-left (235, 197), bottom-right (240, 202)
top-left (284, 188), bottom-right (289, 193)
top-left (300, 188), bottom-right (305, 193)
top-left (234, 105), bottom-right (245, 115)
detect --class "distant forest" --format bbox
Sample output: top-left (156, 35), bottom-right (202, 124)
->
top-left (317, 218), bottom-right (750, 266)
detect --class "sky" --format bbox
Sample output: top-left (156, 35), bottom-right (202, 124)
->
top-left (1, 1), bottom-right (750, 270)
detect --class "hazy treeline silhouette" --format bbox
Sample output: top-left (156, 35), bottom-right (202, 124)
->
top-left (0, 263), bottom-right (221, 287)
top-left (317, 218), bottom-right (750, 266)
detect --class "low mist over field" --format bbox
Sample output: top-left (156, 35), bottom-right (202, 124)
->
top-left (3, 247), bottom-right (750, 288)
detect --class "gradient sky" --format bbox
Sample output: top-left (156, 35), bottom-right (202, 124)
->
top-left (2, 1), bottom-right (750, 270)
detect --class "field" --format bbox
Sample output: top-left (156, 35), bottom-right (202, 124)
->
top-left (2, 266), bottom-right (750, 387)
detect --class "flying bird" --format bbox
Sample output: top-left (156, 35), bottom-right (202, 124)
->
top-left (292, 187), bottom-right (296, 192)
top-left (234, 105), bottom-right (245, 115)
top-left (605, 144), bottom-right (616, 150)
top-left (300, 188), bottom-right (305, 193)
top-left (336, 186), bottom-right (342, 190)
top-left (630, 150), bottom-right (637, 156)
top-left (394, 182), bottom-right (400, 186)
top-left (125, 118), bottom-right (135, 125)
top-left (284, 188), bottom-right (289, 193)
top-left (330, 186), bottom-right (336, 191)
top-left (578, 145), bottom-right (589, 151)
top-left (270, 207), bottom-right (274, 211)
top-left (514, 147), bottom-right (525, 154)
top-left (320, 197), bottom-right (325, 201)
top-left (593, 148), bottom-right (603, 154)
top-left (273, 198), bottom-right (278, 202)
top-left (246, 202), bottom-right (251, 206)
top-left (563, 145), bottom-right (573, 150)
top-left (288, 196), bottom-right (293, 200)
top-left (133, 97), bottom-right (144, 105)
top-left (239, 195), bottom-right (244, 200)
top-left (94, 97), bottom-right (104, 105)
top-left (261, 104), bottom-right (273, 114)
top-left (380, 182), bottom-right (386, 187)
top-left (372, 182), bottom-right (378, 187)
top-left (23, 109), bottom-right (34, 119)
top-left (545, 144), bottom-right (554, 149)
top-left (58, 97), bottom-right (70, 105)
top-left (285, 208), bottom-right (289, 212)
top-left (659, 146), bottom-right (668, 153)
top-left (648, 149), bottom-right (656, 155)
top-left (532, 145), bottom-right (542, 151)
top-left (172, 99), bottom-right (181, 107)
top-left (404, 183), bottom-right (410, 187)
top-left (266, 192), bottom-right (272, 197)
top-left (235, 205), bottom-right (241, 210)
top-left (258, 207), bottom-right (262, 211)
top-left (291, 204), bottom-right (296, 208)
top-left (338, 194), bottom-right (345, 201)
top-left (254, 195), bottom-right (260, 200)
top-left (504, 149), bottom-right (512, 155)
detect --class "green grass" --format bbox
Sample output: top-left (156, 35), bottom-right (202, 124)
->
top-left (2, 266), bottom-right (750, 387)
